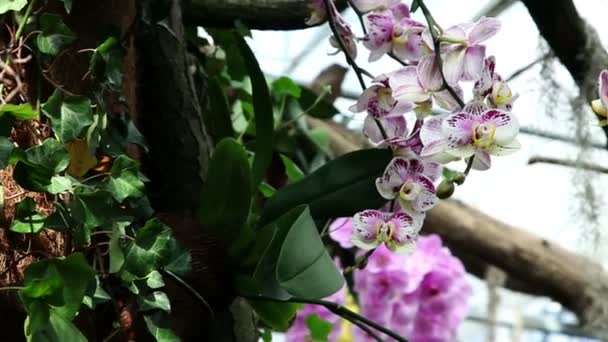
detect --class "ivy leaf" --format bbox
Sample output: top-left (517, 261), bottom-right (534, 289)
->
top-left (25, 310), bottom-right (87, 342)
top-left (12, 138), bottom-right (70, 192)
top-left (306, 313), bottom-right (333, 342)
top-left (143, 311), bottom-right (180, 342)
top-left (37, 14), bottom-right (77, 55)
top-left (0, 0), bottom-right (27, 14)
top-left (89, 36), bottom-right (124, 89)
top-left (106, 155), bottom-right (145, 202)
top-left (198, 137), bottom-right (252, 233)
top-left (272, 77), bottom-right (301, 98)
top-left (139, 291), bottom-right (171, 312)
top-left (109, 222), bottom-right (127, 273)
top-left (10, 213), bottom-right (46, 233)
top-left (42, 90), bottom-right (94, 142)
top-left (70, 190), bottom-right (127, 245)
top-left (0, 103), bottom-right (38, 119)
top-left (234, 33), bottom-right (274, 188)
top-left (0, 136), bottom-right (14, 168)
top-left (280, 154), bottom-right (304, 182)
top-left (82, 276), bottom-right (111, 309)
top-left (120, 218), bottom-right (190, 281)
top-left (146, 270), bottom-right (165, 289)
top-left (261, 149), bottom-right (392, 224)
top-left (66, 139), bottom-right (98, 177)
top-left (254, 206), bottom-right (344, 300)
top-left (48, 175), bottom-right (74, 194)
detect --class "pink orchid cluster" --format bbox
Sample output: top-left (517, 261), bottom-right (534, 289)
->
top-left (287, 229), bottom-right (471, 342)
top-left (309, 0), bottom-right (520, 254)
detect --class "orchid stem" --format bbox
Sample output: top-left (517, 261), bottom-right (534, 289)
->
top-left (242, 294), bottom-right (409, 342)
top-left (417, 0), bottom-right (465, 109)
top-left (464, 156), bottom-right (475, 176)
top-left (323, 0), bottom-right (389, 141)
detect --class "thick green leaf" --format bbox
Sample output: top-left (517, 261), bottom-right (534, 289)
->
top-left (248, 299), bottom-right (300, 331)
top-left (0, 0), bottom-right (26, 14)
top-left (234, 33), bottom-right (274, 188)
top-left (272, 77), bottom-right (301, 98)
top-left (207, 30), bottom-right (247, 81)
top-left (204, 76), bottom-right (235, 144)
top-left (258, 182), bottom-right (276, 198)
top-left (0, 136), bottom-right (14, 168)
top-left (37, 14), bottom-right (76, 55)
top-left (146, 270), bottom-right (165, 289)
top-left (0, 103), bottom-right (38, 119)
top-left (198, 137), bottom-right (252, 232)
top-left (306, 313), bottom-right (333, 342)
top-left (82, 276), bottom-right (111, 309)
top-left (25, 310), bottom-right (87, 342)
top-left (42, 90), bottom-right (93, 142)
top-left (261, 149), bottom-right (393, 224)
top-left (48, 175), bottom-right (74, 194)
top-left (276, 206), bottom-right (343, 298)
top-left (106, 155), bottom-right (145, 202)
top-left (280, 154), bottom-right (304, 182)
top-left (254, 206), bottom-right (344, 299)
top-left (143, 311), bottom-right (180, 342)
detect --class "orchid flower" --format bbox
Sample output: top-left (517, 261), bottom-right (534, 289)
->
top-left (442, 104), bottom-right (520, 170)
top-left (591, 70), bottom-right (608, 125)
top-left (349, 74), bottom-right (413, 118)
top-left (328, 2), bottom-right (358, 58)
top-left (306, 0), bottom-right (326, 26)
top-left (474, 56), bottom-right (517, 110)
top-left (352, 210), bottom-right (421, 253)
top-left (420, 114), bottom-right (460, 164)
top-left (376, 157), bottom-right (438, 212)
top-left (363, 9), bottom-right (426, 62)
top-left (351, 0), bottom-right (402, 13)
top-left (435, 17), bottom-right (501, 85)
top-left (389, 56), bottom-right (463, 112)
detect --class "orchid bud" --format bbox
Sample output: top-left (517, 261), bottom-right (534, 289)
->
top-left (491, 81), bottom-right (513, 105)
top-left (436, 180), bottom-right (455, 199)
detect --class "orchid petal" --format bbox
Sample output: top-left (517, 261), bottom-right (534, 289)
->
top-left (433, 87), bottom-right (464, 111)
top-left (376, 158), bottom-right (409, 199)
top-left (488, 139), bottom-right (521, 156)
top-left (364, 115), bottom-right (407, 144)
top-left (600, 70), bottom-right (608, 109)
top-left (349, 85), bottom-right (381, 113)
top-left (387, 212), bottom-right (418, 253)
top-left (462, 100), bottom-right (488, 116)
top-left (462, 45), bottom-right (486, 81)
top-left (468, 17), bottom-right (501, 45)
top-left (442, 46), bottom-right (467, 85)
top-left (390, 3), bottom-right (411, 20)
top-left (471, 150), bottom-right (491, 170)
top-left (352, 210), bottom-right (383, 250)
top-left (417, 54), bottom-right (443, 91)
top-left (480, 109), bottom-right (519, 144)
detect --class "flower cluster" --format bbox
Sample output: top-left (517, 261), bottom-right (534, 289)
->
top-left (310, 0), bottom-right (521, 253)
top-left (299, 225), bottom-right (472, 342)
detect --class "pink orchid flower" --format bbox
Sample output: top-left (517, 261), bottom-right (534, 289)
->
top-left (591, 70), bottom-right (608, 125)
top-left (376, 157), bottom-right (438, 212)
top-left (351, 0), bottom-right (402, 13)
top-left (352, 210), bottom-right (421, 253)
top-left (437, 17), bottom-right (501, 85)
top-left (441, 104), bottom-right (520, 170)
top-left (363, 8), bottom-right (426, 62)
top-left (327, 1), bottom-right (358, 58)
top-left (389, 56), bottom-right (464, 112)
top-left (473, 56), bottom-right (517, 110)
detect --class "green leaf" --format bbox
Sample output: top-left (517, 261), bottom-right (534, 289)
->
top-left (20, 253), bottom-right (95, 322)
top-left (0, 136), bottom-right (14, 168)
top-left (198, 138), bottom-right (252, 240)
top-left (206, 30), bottom-right (247, 81)
top-left (298, 87), bottom-right (339, 119)
top-left (0, 0), bottom-right (26, 14)
top-left (109, 221), bottom-right (127, 273)
top-left (59, 0), bottom-right (72, 12)
top-left (42, 90), bottom-right (94, 142)
top-left (89, 36), bottom-right (124, 89)
top-left (143, 311), bottom-right (181, 342)
top-left (234, 33), bottom-right (274, 188)
top-left (280, 154), bottom-right (304, 182)
top-left (411, 0), bottom-right (420, 12)
top-left (83, 276), bottom-right (111, 309)
top-left (254, 206), bottom-right (344, 299)
top-left (272, 77), bottom-right (301, 98)
top-left (248, 299), bottom-right (300, 331)
top-left (25, 310), bottom-right (87, 342)
top-left (306, 313), bottom-right (333, 342)
top-left (261, 329), bottom-right (273, 342)
top-left (261, 149), bottom-right (393, 224)
top-left (0, 103), bottom-right (38, 119)
top-left (276, 206), bottom-right (343, 298)
top-left (139, 291), bottom-right (171, 312)
top-left (120, 218), bottom-right (189, 281)
top-left (204, 76), bottom-right (235, 144)
top-left (10, 213), bottom-right (46, 233)
top-left (106, 155), bottom-right (145, 202)
top-left (48, 175), bottom-right (74, 194)
top-left (146, 270), bottom-right (166, 289)
top-left (258, 182), bottom-right (276, 198)
top-left (37, 14), bottom-right (76, 55)
top-left (13, 139), bottom-right (70, 191)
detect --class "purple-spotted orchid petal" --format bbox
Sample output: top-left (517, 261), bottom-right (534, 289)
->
top-left (352, 210), bottom-right (421, 253)
top-left (363, 114), bottom-right (408, 144)
top-left (468, 17), bottom-right (501, 45)
top-left (592, 70), bottom-right (608, 118)
top-left (420, 115), bottom-right (460, 163)
top-left (329, 5), bottom-right (358, 58)
top-left (364, 13), bottom-right (394, 61)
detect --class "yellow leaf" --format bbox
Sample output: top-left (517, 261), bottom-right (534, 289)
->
top-left (66, 139), bottom-right (97, 177)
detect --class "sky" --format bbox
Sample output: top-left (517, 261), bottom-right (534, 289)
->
top-left (244, 0), bottom-right (608, 340)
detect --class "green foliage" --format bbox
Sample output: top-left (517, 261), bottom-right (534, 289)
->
top-left (254, 206), bottom-right (344, 300)
top-left (88, 36), bottom-right (124, 90)
top-left (306, 313), bottom-right (333, 342)
top-left (205, 76), bottom-right (235, 144)
top-left (248, 299), bottom-right (300, 331)
top-left (0, 0), bottom-right (27, 14)
top-left (37, 14), bottom-right (76, 55)
top-left (143, 311), bottom-right (181, 342)
top-left (272, 77), bottom-right (301, 98)
top-left (234, 33), bottom-right (274, 189)
top-left (261, 149), bottom-right (393, 224)
top-left (107, 155), bottom-right (145, 202)
top-left (42, 90), bottom-right (94, 142)
top-left (297, 87), bottom-right (340, 119)
top-left (280, 154), bottom-right (304, 182)
top-left (0, 103), bottom-right (38, 120)
top-left (13, 138), bottom-right (69, 192)
top-left (0, 136), bottom-right (14, 168)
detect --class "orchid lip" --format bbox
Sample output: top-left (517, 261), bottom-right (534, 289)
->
top-left (472, 121), bottom-right (496, 148)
